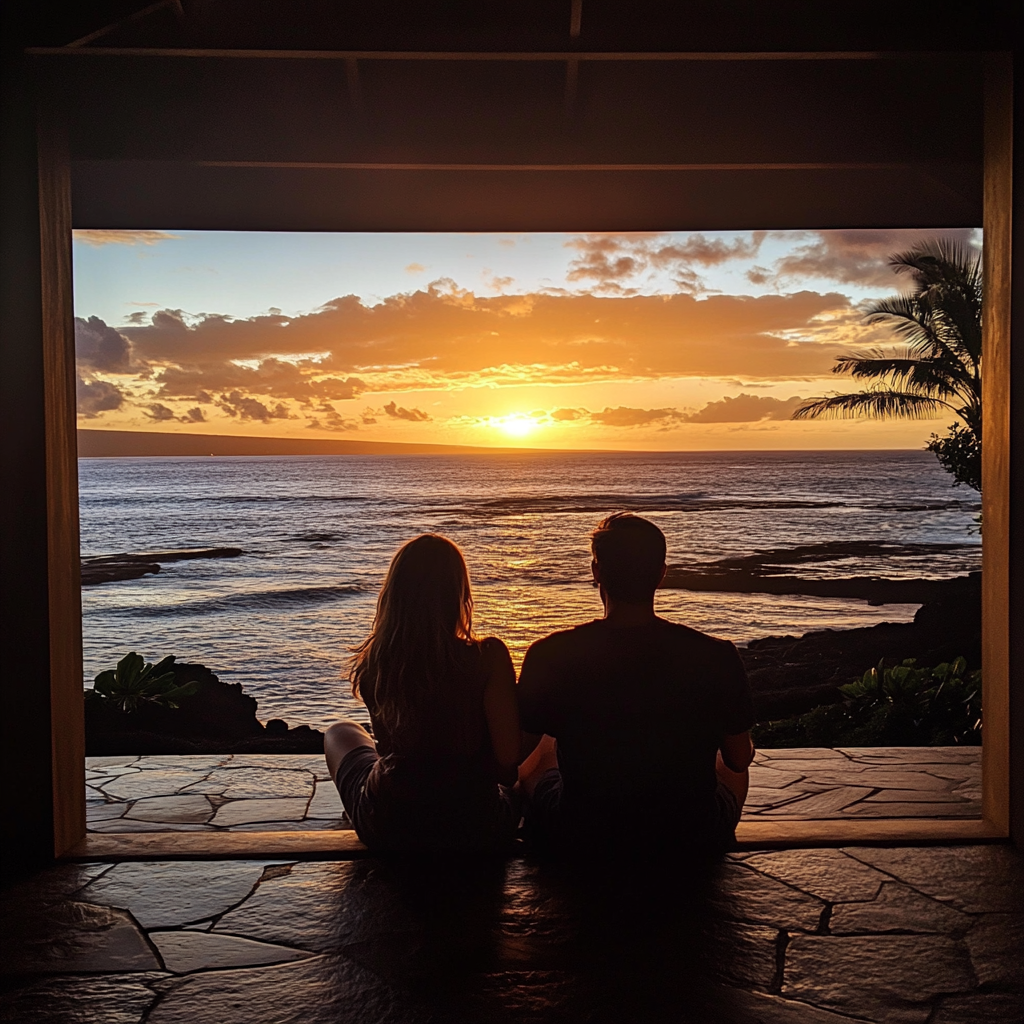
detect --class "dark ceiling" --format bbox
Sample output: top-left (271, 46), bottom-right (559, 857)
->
top-left (15, 1), bottom-right (1002, 231)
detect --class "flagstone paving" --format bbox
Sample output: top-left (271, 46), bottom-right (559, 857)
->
top-left (85, 747), bottom-right (982, 834)
top-left (2, 845), bottom-right (1020, 1022)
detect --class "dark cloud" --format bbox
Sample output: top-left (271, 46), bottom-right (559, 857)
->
top-left (307, 402), bottom-right (358, 432)
top-left (383, 401), bottom-right (430, 422)
top-left (75, 316), bottom-right (133, 373)
top-left (144, 403), bottom-right (177, 422)
top-left (76, 374), bottom-right (124, 417)
top-left (182, 407), bottom-right (206, 423)
top-left (589, 406), bottom-right (685, 428)
top-left (154, 358), bottom-right (364, 405)
top-left (217, 391), bottom-right (293, 422)
top-left (684, 393), bottom-right (805, 423)
top-left (551, 407), bottom-right (586, 421)
top-left (756, 229), bottom-right (979, 288)
top-left (566, 233), bottom-right (766, 293)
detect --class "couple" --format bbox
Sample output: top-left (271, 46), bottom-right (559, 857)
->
top-left (325, 513), bottom-right (755, 856)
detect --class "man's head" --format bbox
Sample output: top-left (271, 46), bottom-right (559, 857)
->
top-left (590, 513), bottom-right (667, 604)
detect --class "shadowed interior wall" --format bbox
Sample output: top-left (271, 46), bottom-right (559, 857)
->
top-left (0, 39), bottom-right (55, 872)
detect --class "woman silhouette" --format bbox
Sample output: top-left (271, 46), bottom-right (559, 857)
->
top-left (325, 534), bottom-right (521, 850)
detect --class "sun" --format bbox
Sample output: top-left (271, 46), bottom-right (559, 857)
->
top-left (492, 413), bottom-right (536, 439)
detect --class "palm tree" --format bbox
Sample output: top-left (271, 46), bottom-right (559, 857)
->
top-left (793, 239), bottom-right (982, 491)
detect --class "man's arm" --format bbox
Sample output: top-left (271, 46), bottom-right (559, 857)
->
top-left (719, 730), bottom-right (755, 773)
top-left (516, 641), bottom-right (561, 762)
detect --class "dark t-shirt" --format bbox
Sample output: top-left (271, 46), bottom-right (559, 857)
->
top-left (518, 617), bottom-right (754, 837)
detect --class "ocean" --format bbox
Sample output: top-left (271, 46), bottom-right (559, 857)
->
top-left (79, 450), bottom-right (981, 730)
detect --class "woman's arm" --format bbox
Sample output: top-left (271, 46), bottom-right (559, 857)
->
top-left (481, 638), bottom-right (521, 785)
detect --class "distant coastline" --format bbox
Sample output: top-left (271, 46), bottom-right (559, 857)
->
top-left (77, 429), bottom-right (556, 458)
top-left (77, 429), bottom-right (926, 459)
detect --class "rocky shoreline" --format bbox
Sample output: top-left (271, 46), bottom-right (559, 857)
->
top-left (662, 541), bottom-right (980, 606)
top-left (85, 574), bottom-right (980, 754)
top-left (739, 573), bottom-right (980, 720)
top-left (85, 661), bottom-right (326, 755)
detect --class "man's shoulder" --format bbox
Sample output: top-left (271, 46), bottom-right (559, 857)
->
top-left (524, 621), bottom-right (603, 660)
top-left (655, 618), bottom-right (741, 661)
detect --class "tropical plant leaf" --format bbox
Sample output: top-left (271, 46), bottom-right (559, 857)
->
top-left (88, 652), bottom-right (195, 713)
top-left (761, 654), bottom-right (982, 747)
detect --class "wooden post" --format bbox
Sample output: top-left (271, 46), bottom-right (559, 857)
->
top-left (981, 53), bottom-right (1012, 836)
top-left (37, 106), bottom-right (85, 857)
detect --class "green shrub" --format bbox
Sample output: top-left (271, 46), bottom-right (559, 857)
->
top-left (85, 652), bottom-right (199, 713)
top-left (753, 657), bottom-right (981, 748)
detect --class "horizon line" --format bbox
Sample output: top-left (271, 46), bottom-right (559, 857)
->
top-left (77, 428), bottom-right (927, 457)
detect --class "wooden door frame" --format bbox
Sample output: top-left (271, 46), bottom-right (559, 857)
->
top-left (38, 51), bottom-right (1014, 858)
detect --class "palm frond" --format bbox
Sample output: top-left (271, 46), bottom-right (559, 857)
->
top-left (831, 349), bottom-right (978, 403)
top-left (884, 240), bottom-right (983, 364)
top-left (792, 390), bottom-right (952, 421)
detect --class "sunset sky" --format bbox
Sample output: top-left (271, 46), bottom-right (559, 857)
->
top-left (73, 228), bottom-right (980, 451)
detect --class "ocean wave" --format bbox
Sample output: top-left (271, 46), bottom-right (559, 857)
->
top-left (445, 495), bottom-right (847, 517)
top-left (117, 584), bottom-right (366, 618)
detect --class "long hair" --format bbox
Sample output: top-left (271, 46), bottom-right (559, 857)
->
top-left (350, 534), bottom-right (475, 741)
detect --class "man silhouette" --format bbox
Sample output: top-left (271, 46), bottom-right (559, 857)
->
top-left (517, 512), bottom-right (755, 854)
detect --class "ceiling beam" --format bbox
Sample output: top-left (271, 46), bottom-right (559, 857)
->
top-left (27, 47), bottom-right (961, 62)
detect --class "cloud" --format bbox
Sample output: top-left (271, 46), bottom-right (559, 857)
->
top-left (76, 375), bottom-right (124, 417)
top-left (405, 263), bottom-right (426, 274)
top-left (589, 406), bottom-right (685, 428)
top-left (484, 271), bottom-right (515, 292)
top-left (144, 403), bottom-right (177, 422)
top-left (73, 230), bottom-right (179, 247)
top-left (182, 407), bottom-right (206, 423)
top-left (684, 393), bottom-right (805, 423)
top-left (75, 316), bottom-right (133, 373)
top-left (121, 286), bottom-right (857, 386)
top-left (307, 402), bottom-right (358, 432)
top-left (383, 401), bottom-right (430, 422)
top-left (566, 233), bottom-right (766, 293)
top-left (217, 391), bottom-right (293, 422)
top-left (546, 398), bottom-right (804, 430)
top-left (755, 229), bottom-right (980, 288)
top-left (153, 356), bottom-right (364, 405)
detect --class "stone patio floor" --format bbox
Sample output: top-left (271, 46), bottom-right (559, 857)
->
top-left (85, 747), bottom-right (982, 833)
top-left (2, 844), bottom-right (1021, 1022)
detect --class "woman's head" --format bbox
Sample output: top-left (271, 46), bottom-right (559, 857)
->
top-left (350, 535), bottom-right (474, 733)
top-left (376, 534), bottom-right (473, 641)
